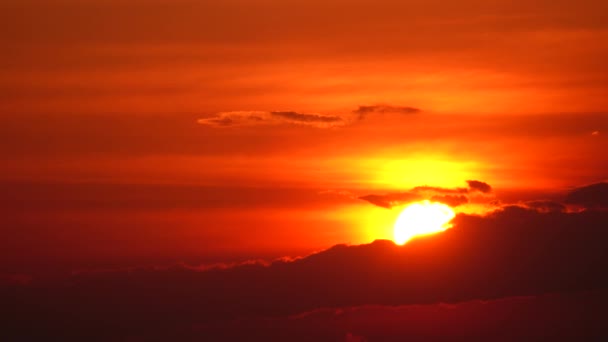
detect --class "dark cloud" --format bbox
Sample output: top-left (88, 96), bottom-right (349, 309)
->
top-left (466, 180), bottom-right (492, 193)
top-left (564, 182), bottom-right (608, 210)
top-left (360, 180), bottom-right (491, 209)
top-left (354, 104), bottom-right (422, 119)
top-left (3, 209), bottom-right (608, 340)
top-left (523, 200), bottom-right (566, 213)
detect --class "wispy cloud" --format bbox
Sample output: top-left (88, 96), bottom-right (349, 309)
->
top-left (197, 110), bottom-right (346, 128)
top-left (360, 180), bottom-right (492, 209)
top-left (354, 105), bottom-right (422, 119)
top-left (198, 104), bottom-right (423, 129)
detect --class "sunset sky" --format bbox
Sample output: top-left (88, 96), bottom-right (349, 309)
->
top-left (2, 1), bottom-right (608, 340)
top-left (2, 0), bottom-right (607, 265)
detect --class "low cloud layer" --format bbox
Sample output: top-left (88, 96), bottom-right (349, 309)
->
top-left (360, 180), bottom-right (492, 209)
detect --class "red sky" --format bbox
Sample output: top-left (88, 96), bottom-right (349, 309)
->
top-left (1, 0), bottom-right (607, 269)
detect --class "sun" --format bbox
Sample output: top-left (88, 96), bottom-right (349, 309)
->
top-left (393, 200), bottom-right (456, 245)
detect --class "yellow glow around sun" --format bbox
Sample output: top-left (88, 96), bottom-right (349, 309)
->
top-left (372, 158), bottom-right (479, 189)
top-left (394, 200), bottom-right (456, 245)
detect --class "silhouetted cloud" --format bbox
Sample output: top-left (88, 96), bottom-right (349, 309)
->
top-left (360, 180), bottom-right (492, 209)
top-left (466, 180), bottom-right (492, 193)
top-left (270, 111), bottom-right (343, 124)
top-left (4, 209), bottom-right (608, 340)
top-left (354, 104), bottom-right (422, 119)
top-left (198, 110), bottom-right (345, 128)
top-left (564, 182), bottom-right (608, 210)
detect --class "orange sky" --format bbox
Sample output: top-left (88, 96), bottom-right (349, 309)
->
top-left (1, 0), bottom-right (607, 269)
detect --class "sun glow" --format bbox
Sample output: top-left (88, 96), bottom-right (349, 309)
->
top-left (393, 200), bottom-right (456, 245)
top-left (374, 158), bottom-right (478, 189)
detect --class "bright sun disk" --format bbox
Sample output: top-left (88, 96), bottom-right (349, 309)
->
top-left (394, 200), bottom-right (456, 245)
